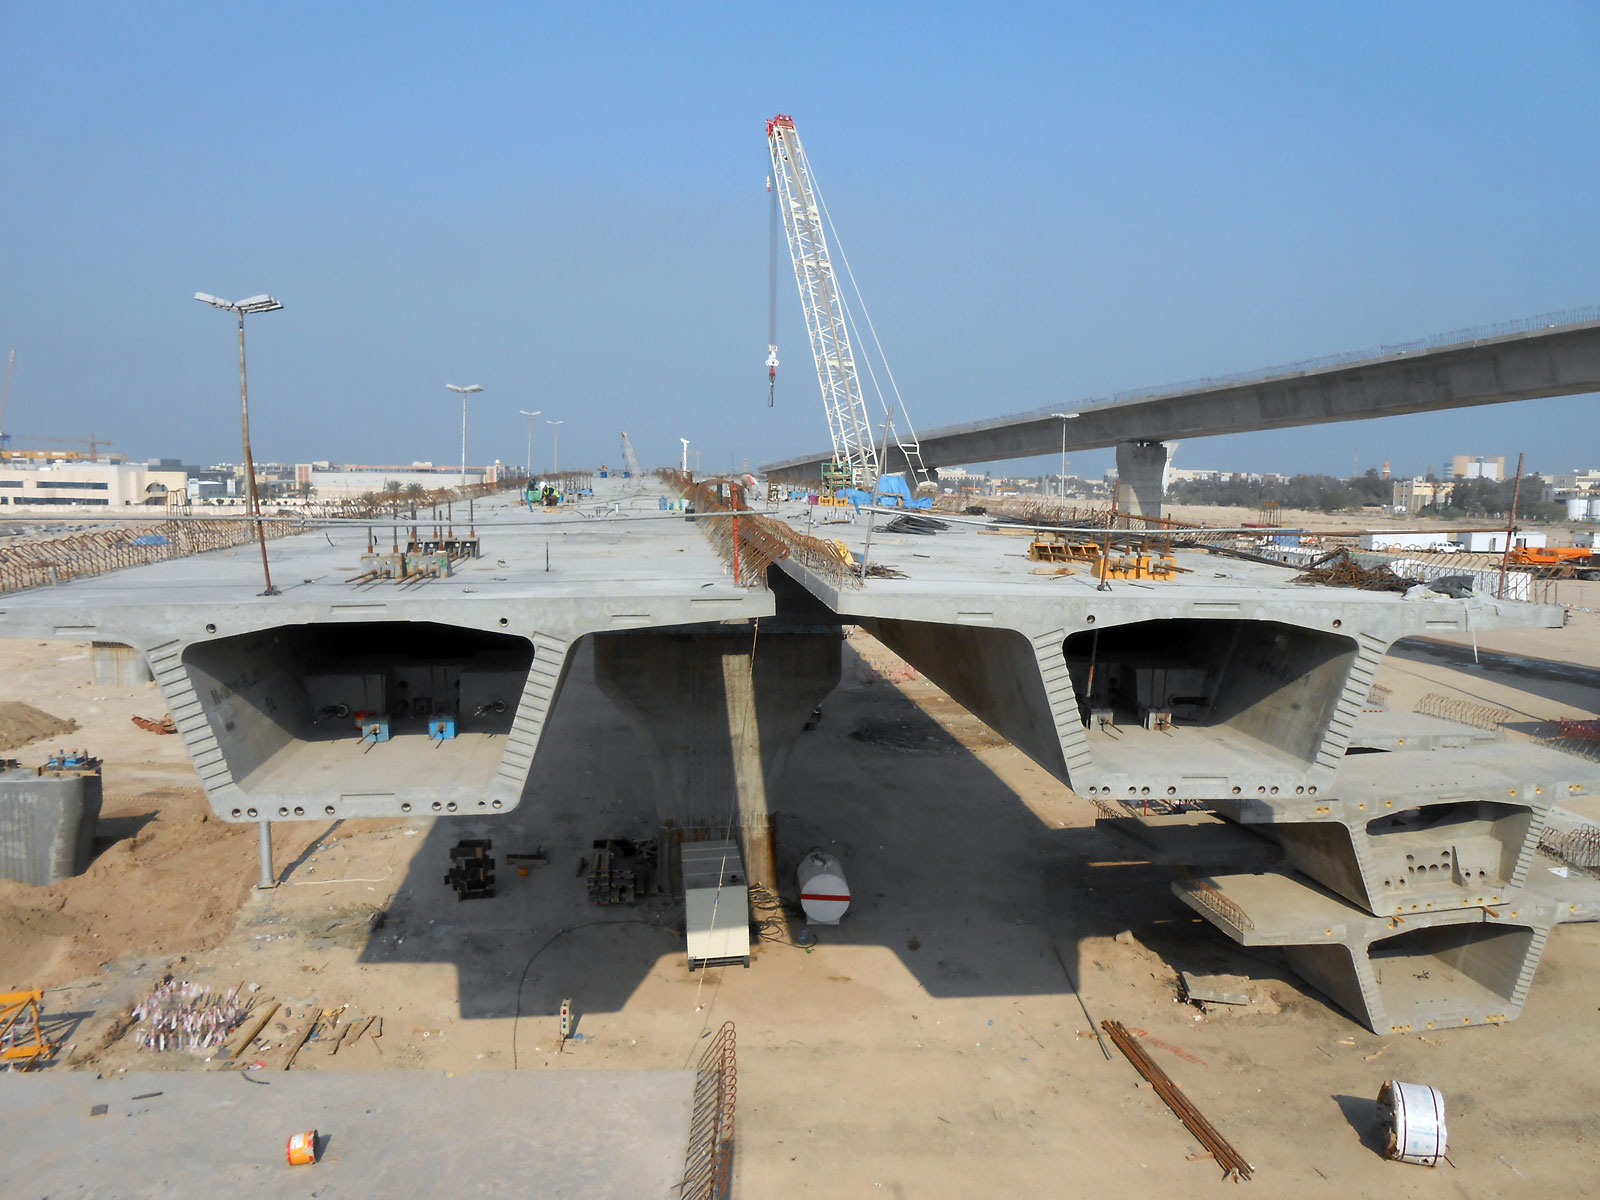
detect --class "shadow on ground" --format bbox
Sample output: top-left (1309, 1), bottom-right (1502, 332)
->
top-left (357, 635), bottom-right (1311, 1022)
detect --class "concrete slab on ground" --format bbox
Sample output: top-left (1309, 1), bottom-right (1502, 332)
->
top-left (0, 1068), bottom-right (694, 1200)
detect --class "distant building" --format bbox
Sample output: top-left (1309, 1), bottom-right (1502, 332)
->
top-left (1446, 454), bottom-right (1505, 481)
top-left (1393, 477), bottom-right (1454, 514)
top-left (0, 459), bottom-right (187, 508)
top-left (295, 461), bottom-right (506, 500)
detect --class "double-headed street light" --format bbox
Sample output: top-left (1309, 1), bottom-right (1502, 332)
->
top-left (195, 292), bottom-right (283, 598)
top-left (447, 383), bottom-right (484, 490)
top-left (519, 409), bottom-right (542, 479)
top-left (547, 419), bottom-right (564, 476)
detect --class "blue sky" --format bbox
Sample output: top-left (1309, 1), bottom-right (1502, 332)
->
top-left (2, 2), bottom-right (1597, 480)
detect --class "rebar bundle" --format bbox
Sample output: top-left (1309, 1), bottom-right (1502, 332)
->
top-left (131, 979), bottom-right (246, 1053)
top-left (1102, 1019), bottom-right (1253, 1181)
top-left (1413, 692), bottom-right (1512, 731)
top-left (1173, 874), bottom-right (1256, 932)
top-left (1538, 822), bottom-right (1600, 874)
top-left (0, 518), bottom-right (297, 595)
top-left (680, 1020), bottom-right (737, 1200)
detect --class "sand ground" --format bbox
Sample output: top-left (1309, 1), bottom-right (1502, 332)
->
top-left (1, 593), bottom-right (1598, 1197)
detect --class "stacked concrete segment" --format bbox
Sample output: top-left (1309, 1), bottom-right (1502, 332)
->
top-left (0, 760), bottom-right (102, 885)
top-left (766, 508), bottom-right (1592, 1030)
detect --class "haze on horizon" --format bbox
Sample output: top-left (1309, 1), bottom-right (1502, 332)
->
top-left (1, 2), bottom-right (1597, 483)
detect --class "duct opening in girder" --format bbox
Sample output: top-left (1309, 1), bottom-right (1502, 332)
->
top-left (1064, 618), bottom-right (1356, 768)
top-left (1363, 801), bottom-right (1531, 896)
top-left (182, 622), bottom-right (533, 806)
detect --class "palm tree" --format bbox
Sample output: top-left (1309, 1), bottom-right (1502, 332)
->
top-left (404, 481), bottom-right (428, 519)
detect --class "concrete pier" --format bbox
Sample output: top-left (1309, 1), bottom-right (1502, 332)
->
top-left (89, 641), bottom-right (152, 687)
top-left (593, 579), bottom-right (842, 889)
top-left (1113, 439), bottom-right (1175, 521)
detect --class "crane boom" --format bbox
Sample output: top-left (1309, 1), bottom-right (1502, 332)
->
top-left (619, 430), bottom-right (643, 479)
top-left (767, 114), bottom-right (908, 490)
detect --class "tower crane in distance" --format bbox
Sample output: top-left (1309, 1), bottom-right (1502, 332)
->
top-left (765, 113), bottom-right (933, 502)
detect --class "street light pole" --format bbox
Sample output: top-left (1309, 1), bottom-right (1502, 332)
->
top-left (519, 409), bottom-right (542, 479)
top-left (447, 383), bottom-right (484, 490)
top-left (1051, 412), bottom-right (1078, 523)
top-left (195, 292), bottom-right (282, 597)
top-left (680, 437), bottom-right (690, 474)
top-left (547, 419), bottom-right (563, 476)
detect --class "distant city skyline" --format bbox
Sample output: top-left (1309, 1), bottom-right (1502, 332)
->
top-left (2, 4), bottom-right (1597, 480)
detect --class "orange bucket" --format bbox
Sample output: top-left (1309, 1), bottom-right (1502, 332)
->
top-left (286, 1130), bottom-right (318, 1166)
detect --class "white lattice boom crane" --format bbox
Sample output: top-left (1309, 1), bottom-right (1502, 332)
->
top-left (766, 114), bottom-right (931, 492)
top-left (619, 430), bottom-right (643, 479)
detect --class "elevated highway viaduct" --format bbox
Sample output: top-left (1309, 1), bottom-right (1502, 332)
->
top-left (761, 310), bottom-right (1600, 518)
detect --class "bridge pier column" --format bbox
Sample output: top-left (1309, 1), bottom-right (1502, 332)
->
top-left (1114, 439), bottom-right (1177, 524)
top-left (592, 601), bottom-right (840, 891)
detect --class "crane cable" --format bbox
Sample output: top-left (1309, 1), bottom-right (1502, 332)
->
top-left (766, 173), bottom-right (779, 407)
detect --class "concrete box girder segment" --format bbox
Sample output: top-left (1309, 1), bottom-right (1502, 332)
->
top-left (770, 516), bottom-right (1564, 802)
top-left (1173, 867), bottom-right (1572, 1033)
top-left (0, 485), bottom-right (772, 822)
top-left (1213, 742), bottom-right (1600, 918)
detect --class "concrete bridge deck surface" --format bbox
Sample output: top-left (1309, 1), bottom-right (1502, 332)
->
top-left (0, 1068), bottom-right (696, 1199)
top-left (0, 478), bottom-right (770, 823)
top-left (0, 478), bottom-right (767, 639)
top-left (768, 500), bottom-right (1565, 801)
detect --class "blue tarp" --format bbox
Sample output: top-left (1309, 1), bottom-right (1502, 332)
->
top-left (131, 535), bottom-right (169, 546)
top-left (838, 474), bottom-right (932, 510)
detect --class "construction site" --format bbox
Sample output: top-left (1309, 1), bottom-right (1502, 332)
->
top-left (4, 107), bottom-right (1600, 1198)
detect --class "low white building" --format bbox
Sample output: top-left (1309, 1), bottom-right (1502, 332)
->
top-left (0, 459), bottom-right (187, 509)
top-left (294, 461), bottom-right (507, 501)
top-left (1454, 530), bottom-right (1547, 553)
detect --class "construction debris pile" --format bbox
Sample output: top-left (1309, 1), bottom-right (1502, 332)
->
top-left (132, 979), bottom-right (246, 1053)
top-left (1292, 549), bottom-right (1413, 592)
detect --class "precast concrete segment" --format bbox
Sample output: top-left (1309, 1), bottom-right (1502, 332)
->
top-left (1212, 742), bottom-right (1600, 918)
top-left (0, 481), bottom-right (771, 822)
top-left (1346, 709), bottom-right (1503, 753)
top-left (89, 641), bottom-right (152, 686)
top-left (0, 764), bottom-right (102, 885)
top-left (762, 315), bottom-right (1600, 481)
top-left (770, 508), bottom-right (1564, 801)
top-left (1172, 866), bottom-right (1593, 1033)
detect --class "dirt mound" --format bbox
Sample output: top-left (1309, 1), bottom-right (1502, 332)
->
top-left (0, 787), bottom-right (259, 990)
top-left (0, 701), bottom-right (81, 752)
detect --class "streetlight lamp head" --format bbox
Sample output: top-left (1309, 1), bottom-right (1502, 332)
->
top-left (447, 383), bottom-right (484, 396)
top-left (195, 293), bottom-right (281, 314)
top-left (519, 409), bottom-right (542, 418)
top-left (547, 419), bottom-right (563, 426)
